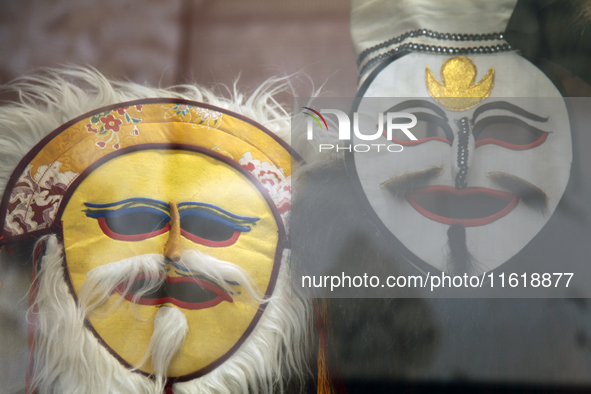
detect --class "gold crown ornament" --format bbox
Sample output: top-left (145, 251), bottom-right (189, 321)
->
top-left (425, 56), bottom-right (494, 111)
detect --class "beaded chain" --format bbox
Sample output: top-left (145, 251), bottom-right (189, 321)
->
top-left (358, 29), bottom-right (512, 78)
top-left (455, 117), bottom-right (470, 190)
top-left (358, 29), bottom-right (506, 65)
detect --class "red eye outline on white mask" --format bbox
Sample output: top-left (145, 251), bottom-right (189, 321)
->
top-left (472, 115), bottom-right (549, 150)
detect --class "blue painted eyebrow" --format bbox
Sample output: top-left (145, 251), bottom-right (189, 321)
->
top-left (177, 202), bottom-right (259, 222)
top-left (179, 210), bottom-right (253, 231)
top-left (85, 206), bottom-right (170, 220)
top-left (84, 198), bottom-right (169, 209)
top-left (84, 199), bottom-right (259, 223)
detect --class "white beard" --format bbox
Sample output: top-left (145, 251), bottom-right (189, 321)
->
top-left (29, 235), bottom-right (312, 394)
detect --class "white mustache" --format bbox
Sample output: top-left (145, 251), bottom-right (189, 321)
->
top-left (173, 249), bottom-right (263, 304)
top-left (76, 249), bottom-right (265, 382)
top-left (78, 254), bottom-right (164, 316)
top-left (78, 249), bottom-right (264, 316)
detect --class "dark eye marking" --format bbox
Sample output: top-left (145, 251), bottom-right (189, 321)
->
top-left (85, 206), bottom-right (170, 241)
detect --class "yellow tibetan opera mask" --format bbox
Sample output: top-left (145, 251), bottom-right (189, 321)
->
top-left (0, 99), bottom-right (293, 380)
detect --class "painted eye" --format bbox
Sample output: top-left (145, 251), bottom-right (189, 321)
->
top-left (90, 208), bottom-right (170, 241)
top-left (179, 211), bottom-right (246, 247)
top-left (473, 116), bottom-right (548, 150)
top-left (85, 200), bottom-right (258, 246)
top-left (384, 113), bottom-right (453, 145)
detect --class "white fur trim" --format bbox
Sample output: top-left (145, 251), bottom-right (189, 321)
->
top-left (30, 238), bottom-right (311, 393)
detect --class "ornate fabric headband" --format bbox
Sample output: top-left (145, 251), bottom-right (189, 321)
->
top-left (0, 98), bottom-right (293, 246)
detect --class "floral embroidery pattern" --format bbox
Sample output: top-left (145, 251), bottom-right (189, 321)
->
top-left (239, 152), bottom-right (291, 228)
top-left (212, 146), bottom-right (234, 159)
top-left (5, 162), bottom-right (79, 236)
top-left (85, 105), bottom-right (143, 150)
top-left (163, 103), bottom-right (222, 129)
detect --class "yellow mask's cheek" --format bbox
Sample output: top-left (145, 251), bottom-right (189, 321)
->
top-left (62, 149), bottom-right (279, 377)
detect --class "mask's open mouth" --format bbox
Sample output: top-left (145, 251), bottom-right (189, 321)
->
top-left (116, 274), bottom-right (233, 310)
top-left (406, 186), bottom-right (518, 226)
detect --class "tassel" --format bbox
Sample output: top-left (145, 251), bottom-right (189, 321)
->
top-left (314, 298), bottom-right (333, 394)
top-left (313, 298), bottom-right (349, 394)
top-left (164, 380), bottom-right (174, 394)
top-left (317, 338), bottom-right (332, 393)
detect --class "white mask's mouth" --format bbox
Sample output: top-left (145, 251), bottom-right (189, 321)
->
top-left (407, 186), bottom-right (518, 226)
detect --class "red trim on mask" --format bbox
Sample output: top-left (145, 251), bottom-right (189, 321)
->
top-left (475, 132), bottom-right (548, 150)
top-left (180, 229), bottom-right (240, 247)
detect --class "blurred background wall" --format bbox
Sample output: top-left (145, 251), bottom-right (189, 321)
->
top-left (0, 0), bottom-right (358, 102)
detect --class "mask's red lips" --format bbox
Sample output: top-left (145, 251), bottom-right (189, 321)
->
top-left (406, 186), bottom-right (518, 226)
top-left (115, 274), bottom-right (233, 310)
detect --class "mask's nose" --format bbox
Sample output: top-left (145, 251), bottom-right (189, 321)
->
top-left (451, 117), bottom-right (474, 190)
top-left (164, 201), bottom-right (182, 262)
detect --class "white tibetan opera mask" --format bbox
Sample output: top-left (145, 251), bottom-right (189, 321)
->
top-left (348, 0), bottom-right (574, 275)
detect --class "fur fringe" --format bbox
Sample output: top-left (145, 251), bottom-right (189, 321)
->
top-left (30, 237), bottom-right (312, 394)
top-left (30, 235), bottom-right (157, 394)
